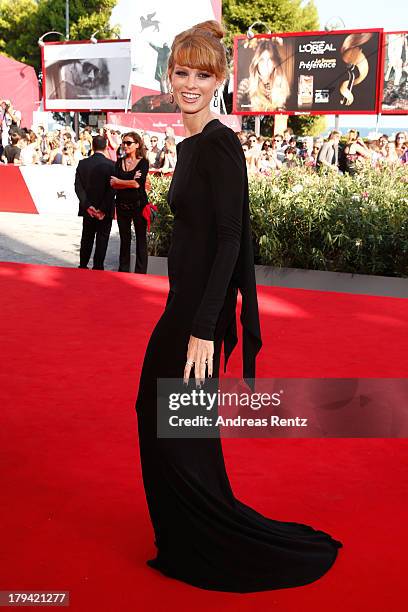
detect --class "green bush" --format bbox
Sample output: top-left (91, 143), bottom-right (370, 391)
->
top-left (146, 176), bottom-right (173, 256)
top-left (146, 165), bottom-right (408, 277)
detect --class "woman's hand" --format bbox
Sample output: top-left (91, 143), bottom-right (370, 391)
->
top-left (184, 335), bottom-right (214, 387)
top-left (110, 176), bottom-right (121, 188)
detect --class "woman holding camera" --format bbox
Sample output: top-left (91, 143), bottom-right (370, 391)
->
top-left (110, 131), bottom-right (149, 273)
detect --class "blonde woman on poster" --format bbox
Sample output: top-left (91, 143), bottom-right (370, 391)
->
top-left (237, 38), bottom-right (291, 111)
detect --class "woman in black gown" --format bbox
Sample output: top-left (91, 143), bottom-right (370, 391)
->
top-left (135, 20), bottom-right (343, 592)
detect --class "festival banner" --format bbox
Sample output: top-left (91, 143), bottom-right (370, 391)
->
top-left (42, 39), bottom-right (132, 111)
top-left (110, 0), bottom-right (222, 112)
top-left (380, 32), bottom-right (408, 114)
top-left (233, 29), bottom-right (383, 115)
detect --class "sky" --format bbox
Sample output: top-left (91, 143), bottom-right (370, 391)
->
top-left (111, 0), bottom-right (407, 132)
top-left (314, 0), bottom-right (404, 32)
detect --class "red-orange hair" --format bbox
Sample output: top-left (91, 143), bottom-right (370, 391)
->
top-left (167, 20), bottom-right (227, 83)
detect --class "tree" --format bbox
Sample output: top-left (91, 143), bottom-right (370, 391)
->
top-left (222, 0), bottom-right (319, 50)
top-left (222, 0), bottom-right (325, 135)
top-left (0, 0), bottom-right (119, 74)
top-left (289, 114), bottom-right (327, 137)
top-left (0, 0), bottom-right (38, 67)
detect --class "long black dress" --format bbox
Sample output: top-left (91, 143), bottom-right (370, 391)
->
top-left (135, 118), bottom-right (342, 592)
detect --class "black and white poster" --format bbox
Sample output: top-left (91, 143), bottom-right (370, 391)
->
top-left (42, 40), bottom-right (132, 111)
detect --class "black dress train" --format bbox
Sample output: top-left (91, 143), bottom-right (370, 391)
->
top-left (135, 118), bottom-right (342, 592)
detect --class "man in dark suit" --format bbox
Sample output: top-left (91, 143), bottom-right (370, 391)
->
top-left (75, 135), bottom-right (115, 270)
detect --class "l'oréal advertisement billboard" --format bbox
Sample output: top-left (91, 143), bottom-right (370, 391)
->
top-left (233, 29), bottom-right (383, 115)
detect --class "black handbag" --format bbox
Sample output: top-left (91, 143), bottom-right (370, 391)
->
top-left (116, 191), bottom-right (142, 213)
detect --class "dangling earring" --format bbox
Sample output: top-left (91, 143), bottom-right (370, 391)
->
top-left (169, 88), bottom-right (174, 104)
top-left (213, 89), bottom-right (218, 108)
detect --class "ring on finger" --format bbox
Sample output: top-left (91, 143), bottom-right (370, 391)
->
top-left (186, 359), bottom-right (194, 366)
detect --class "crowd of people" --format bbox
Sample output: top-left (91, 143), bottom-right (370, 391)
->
top-left (0, 101), bottom-right (180, 174)
top-left (237, 127), bottom-right (408, 176)
top-left (1, 98), bottom-right (407, 178)
top-left (2, 97), bottom-right (407, 274)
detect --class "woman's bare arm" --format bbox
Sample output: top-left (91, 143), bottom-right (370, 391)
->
top-left (110, 177), bottom-right (139, 189)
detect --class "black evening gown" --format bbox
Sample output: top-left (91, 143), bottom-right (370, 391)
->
top-left (135, 118), bottom-right (342, 592)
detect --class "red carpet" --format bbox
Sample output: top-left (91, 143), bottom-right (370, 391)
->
top-left (0, 261), bottom-right (407, 611)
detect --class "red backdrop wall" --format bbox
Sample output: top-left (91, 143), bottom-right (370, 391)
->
top-left (0, 54), bottom-right (40, 127)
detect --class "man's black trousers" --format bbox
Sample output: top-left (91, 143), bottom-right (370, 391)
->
top-left (79, 213), bottom-right (112, 270)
